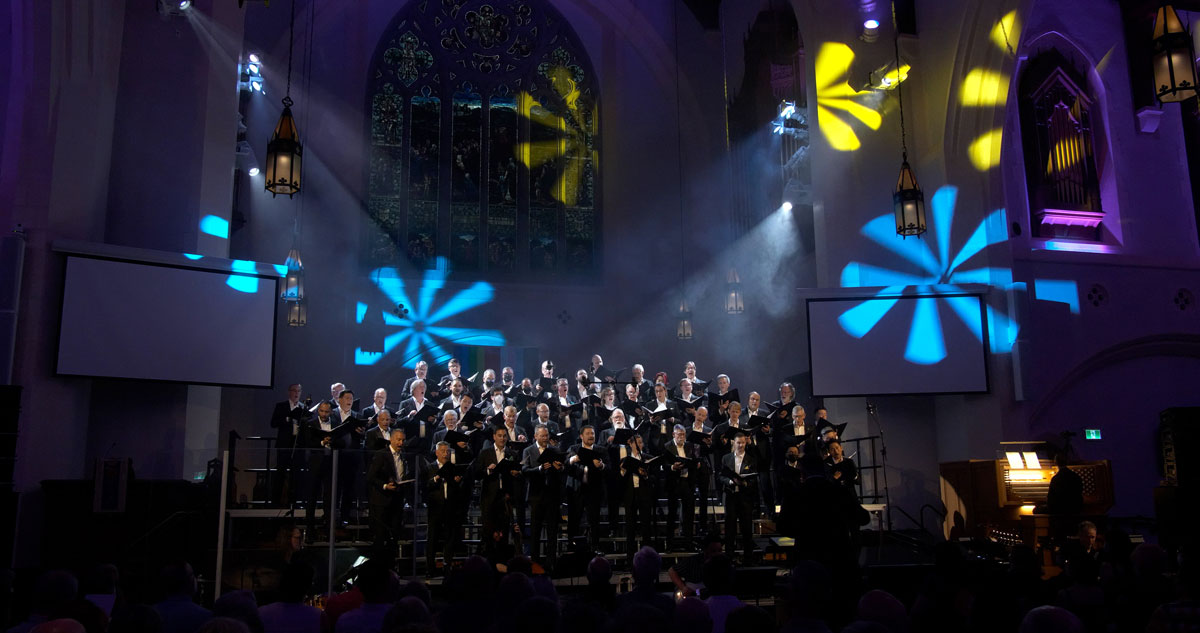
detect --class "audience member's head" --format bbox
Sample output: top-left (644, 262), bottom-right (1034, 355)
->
top-left (787, 561), bottom-right (832, 618)
top-left (82, 565), bottom-right (119, 596)
top-left (278, 563), bottom-right (315, 604)
top-left (614, 604), bottom-right (669, 633)
top-left (513, 597), bottom-right (559, 633)
top-left (1018, 606), bottom-right (1083, 633)
top-left (725, 605), bottom-right (775, 633)
top-left (398, 580), bottom-right (430, 608)
top-left (703, 555), bottom-right (736, 597)
top-left (506, 556), bottom-right (533, 577)
top-left (158, 562), bottom-right (196, 600)
top-left (30, 619), bottom-right (86, 633)
top-left (107, 605), bottom-right (161, 633)
top-left (586, 556), bottom-right (612, 586)
top-left (195, 618), bottom-right (250, 633)
top-left (213, 591), bottom-right (261, 633)
top-left (855, 590), bottom-right (907, 633)
top-left (382, 596), bottom-right (431, 632)
top-left (632, 547), bottom-right (661, 587)
top-left (355, 561), bottom-right (399, 604)
top-left (32, 570), bottom-right (79, 615)
top-left (673, 598), bottom-right (711, 633)
top-left (496, 573), bottom-right (535, 611)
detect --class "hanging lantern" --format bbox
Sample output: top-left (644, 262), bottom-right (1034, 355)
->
top-left (894, 157), bottom-right (926, 237)
top-left (677, 299), bottom-right (693, 340)
top-left (264, 98), bottom-right (303, 197)
top-left (1152, 5), bottom-right (1199, 103)
top-left (281, 246), bottom-right (304, 301)
top-left (287, 298), bottom-right (308, 327)
top-left (725, 269), bottom-right (744, 314)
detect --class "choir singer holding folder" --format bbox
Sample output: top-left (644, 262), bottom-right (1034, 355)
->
top-left (366, 429), bottom-right (413, 554)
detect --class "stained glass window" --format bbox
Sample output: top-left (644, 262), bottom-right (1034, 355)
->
top-left (365, 0), bottom-right (599, 277)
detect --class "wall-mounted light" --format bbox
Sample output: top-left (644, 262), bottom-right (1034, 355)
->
top-left (1152, 4), bottom-right (1198, 103)
top-left (861, 18), bottom-right (880, 43)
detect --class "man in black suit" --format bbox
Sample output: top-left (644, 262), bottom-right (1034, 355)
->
top-left (548, 378), bottom-right (580, 446)
top-left (488, 405), bottom-right (529, 538)
top-left (719, 431), bottom-right (759, 556)
top-left (303, 401), bottom-right (345, 539)
top-left (332, 389), bottom-right (364, 519)
top-left (366, 428), bottom-right (413, 554)
top-left (473, 426), bottom-right (522, 552)
top-left (401, 360), bottom-right (430, 400)
top-left (662, 424), bottom-right (698, 544)
top-left (709, 401), bottom-right (745, 468)
top-left (432, 410), bottom-right (471, 461)
top-left (521, 425), bottom-right (565, 571)
top-left (364, 410), bottom-right (397, 452)
top-left (437, 358), bottom-right (469, 403)
top-left (269, 383), bottom-right (307, 504)
top-left (424, 441), bottom-right (466, 576)
top-left (566, 425), bottom-right (606, 551)
top-left (690, 406), bottom-right (715, 531)
top-left (628, 364), bottom-right (652, 402)
top-left (360, 387), bottom-right (393, 422)
top-left (644, 382), bottom-right (679, 453)
top-left (619, 434), bottom-right (655, 557)
top-left (398, 379), bottom-right (437, 454)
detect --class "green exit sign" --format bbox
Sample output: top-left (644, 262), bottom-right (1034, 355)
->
top-left (1084, 429), bottom-right (1102, 440)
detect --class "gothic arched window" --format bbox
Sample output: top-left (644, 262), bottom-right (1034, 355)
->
top-left (365, 0), bottom-right (599, 277)
top-left (1018, 50), bottom-right (1105, 241)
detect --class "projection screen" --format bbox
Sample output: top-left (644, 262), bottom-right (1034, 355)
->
top-left (807, 294), bottom-right (989, 397)
top-left (57, 255), bottom-right (278, 387)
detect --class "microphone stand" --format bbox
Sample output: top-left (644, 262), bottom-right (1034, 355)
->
top-left (866, 401), bottom-right (893, 532)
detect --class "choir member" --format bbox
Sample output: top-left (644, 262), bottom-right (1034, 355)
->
top-left (619, 433), bottom-right (655, 557)
top-left (401, 361), bottom-right (429, 400)
top-left (398, 379), bottom-right (437, 454)
top-left (310, 381), bottom-right (345, 412)
top-left (269, 383), bottom-right (307, 504)
top-left (719, 432), bottom-right (759, 556)
top-left (303, 402), bottom-right (342, 539)
top-left (423, 441), bottom-right (466, 576)
top-left (500, 366), bottom-right (517, 395)
top-left (566, 425), bottom-right (607, 551)
top-left (440, 378), bottom-right (468, 411)
top-left (432, 410), bottom-right (470, 461)
top-left (710, 401), bottom-right (745, 464)
top-left (645, 382), bottom-right (679, 452)
top-left (663, 424), bottom-right (698, 544)
top-left (826, 439), bottom-right (858, 490)
top-left (333, 389), bottom-right (364, 518)
top-left (629, 364), bottom-right (652, 402)
top-left (360, 388), bottom-right (392, 421)
top-left (522, 425), bottom-right (565, 571)
top-left (364, 410), bottom-right (396, 452)
top-left (366, 428), bottom-right (413, 553)
top-left (691, 406), bottom-right (715, 530)
top-left (438, 358), bottom-right (467, 397)
top-left (473, 426), bottom-right (522, 552)
top-left (474, 368), bottom-right (497, 401)
top-left (770, 382), bottom-right (798, 425)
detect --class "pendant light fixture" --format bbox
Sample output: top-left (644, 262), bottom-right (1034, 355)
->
top-left (891, 2), bottom-right (925, 238)
top-left (725, 268), bottom-right (744, 314)
top-left (287, 299), bottom-right (308, 327)
top-left (281, 215), bottom-right (305, 301)
top-left (672, 0), bottom-right (693, 340)
top-left (1152, 4), bottom-right (1199, 104)
top-left (264, 0), bottom-right (303, 197)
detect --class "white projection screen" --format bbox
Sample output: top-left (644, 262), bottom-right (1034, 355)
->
top-left (57, 255), bottom-right (278, 387)
top-left (807, 294), bottom-right (989, 397)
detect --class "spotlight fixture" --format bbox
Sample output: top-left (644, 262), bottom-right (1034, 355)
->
top-left (782, 201), bottom-right (793, 212)
top-left (861, 18), bottom-right (880, 42)
top-left (156, 0), bottom-right (191, 18)
top-left (248, 167), bottom-right (260, 176)
top-left (1152, 4), bottom-right (1198, 103)
top-left (248, 53), bottom-right (261, 64)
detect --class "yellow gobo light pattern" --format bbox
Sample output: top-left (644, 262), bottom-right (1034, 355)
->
top-left (815, 42), bottom-right (883, 151)
top-left (516, 65), bottom-right (596, 207)
top-left (961, 10), bottom-right (1021, 172)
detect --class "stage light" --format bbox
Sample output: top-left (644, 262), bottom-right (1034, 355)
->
top-left (725, 269), bottom-right (744, 314)
top-left (861, 19), bottom-right (880, 42)
top-left (251, 81), bottom-right (263, 92)
top-left (782, 201), bottom-right (793, 212)
top-left (248, 63), bottom-right (260, 75)
top-left (1153, 4), bottom-right (1198, 103)
top-left (248, 53), bottom-right (260, 64)
top-left (248, 167), bottom-right (260, 176)
top-left (178, 0), bottom-right (191, 9)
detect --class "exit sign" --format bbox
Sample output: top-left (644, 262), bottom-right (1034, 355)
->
top-left (1084, 429), bottom-right (1102, 440)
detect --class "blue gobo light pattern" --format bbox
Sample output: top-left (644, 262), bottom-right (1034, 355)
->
top-left (838, 186), bottom-right (1019, 363)
top-left (355, 257), bottom-right (506, 367)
